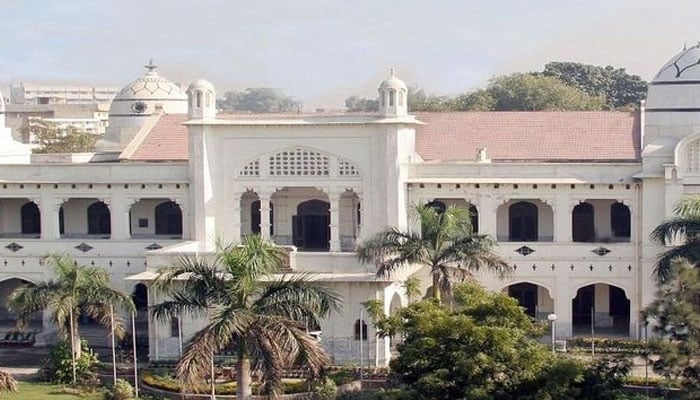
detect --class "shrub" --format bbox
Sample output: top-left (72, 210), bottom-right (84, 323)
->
top-left (43, 340), bottom-right (99, 385)
top-left (313, 378), bottom-right (338, 400)
top-left (104, 378), bottom-right (134, 400)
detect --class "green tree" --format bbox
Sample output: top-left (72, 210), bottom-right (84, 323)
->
top-left (8, 254), bottom-right (134, 359)
top-left (407, 86), bottom-right (457, 112)
top-left (345, 95), bottom-right (379, 112)
top-left (650, 195), bottom-right (700, 282)
top-left (218, 87), bottom-right (299, 113)
top-left (542, 61), bottom-right (647, 109)
top-left (357, 204), bottom-right (509, 301)
top-left (389, 283), bottom-right (562, 400)
top-left (453, 89), bottom-right (496, 111)
top-left (151, 235), bottom-right (341, 399)
top-left (644, 259), bottom-right (700, 397)
top-left (25, 120), bottom-right (97, 154)
top-left (485, 73), bottom-right (605, 111)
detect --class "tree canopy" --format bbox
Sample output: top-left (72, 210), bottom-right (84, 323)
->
top-left (650, 195), bottom-right (700, 282)
top-left (217, 87), bottom-right (299, 113)
top-left (25, 120), bottom-right (97, 154)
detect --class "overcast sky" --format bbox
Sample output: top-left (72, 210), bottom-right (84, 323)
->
top-left (0, 0), bottom-right (698, 108)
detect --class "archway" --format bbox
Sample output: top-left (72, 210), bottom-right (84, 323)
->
top-left (293, 199), bottom-right (330, 251)
top-left (154, 201), bottom-right (183, 236)
top-left (572, 202), bottom-right (595, 242)
top-left (20, 202), bottom-right (40, 236)
top-left (87, 201), bottom-right (111, 235)
top-left (504, 282), bottom-right (554, 320)
top-left (572, 283), bottom-right (630, 336)
top-left (509, 201), bottom-right (538, 241)
top-left (611, 202), bottom-right (631, 242)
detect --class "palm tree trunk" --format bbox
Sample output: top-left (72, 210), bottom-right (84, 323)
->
top-left (71, 320), bottom-right (82, 359)
top-left (236, 344), bottom-right (252, 399)
top-left (432, 273), bottom-right (441, 301)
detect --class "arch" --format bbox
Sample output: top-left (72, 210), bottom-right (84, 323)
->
top-left (0, 278), bottom-right (42, 329)
top-left (469, 204), bottom-right (479, 233)
top-left (509, 201), bottom-right (538, 241)
top-left (572, 282), bottom-right (630, 336)
top-left (505, 282), bottom-right (554, 320)
top-left (610, 202), bottom-right (631, 240)
top-left (131, 283), bottom-right (148, 312)
top-left (20, 201), bottom-right (40, 236)
top-left (87, 201), bottom-right (111, 235)
top-left (499, 280), bottom-right (554, 298)
top-left (673, 131), bottom-right (700, 177)
top-left (354, 319), bottom-right (368, 341)
top-left (250, 200), bottom-right (274, 235)
top-left (572, 202), bottom-right (595, 242)
top-left (293, 199), bottom-right (330, 250)
top-left (154, 201), bottom-right (182, 236)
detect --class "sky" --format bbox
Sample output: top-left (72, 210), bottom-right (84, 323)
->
top-left (0, 0), bottom-right (698, 109)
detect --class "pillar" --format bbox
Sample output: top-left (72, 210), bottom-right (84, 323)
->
top-left (554, 194), bottom-right (573, 242)
top-left (476, 195), bottom-right (498, 237)
top-left (223, 190), bottom-right (242, 243)
top-left (354, 189), bottom-right (363, 243)
top-left (258, 189), bottom-right (274, 241)
top-left (40, 195), bottom-right (62, 239)
top-left (327, 188), bottom-right (343, 252)
top-left (554, 276), bottom-right (572, 338)
top-left (109, 196), bottom-right (133, 241)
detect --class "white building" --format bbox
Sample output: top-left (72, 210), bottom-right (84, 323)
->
top-left (9, 83), bottom-right (120, 105)
top-left (0, 45), bottom-right (697, 365)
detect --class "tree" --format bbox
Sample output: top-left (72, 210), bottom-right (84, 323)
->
top-left (484, 73), bottom-right (605, 111)
top-left (24, 120), bottom-right (97, 154)
top-left (218, 88), bottom-right (299, 113)
top-left (389, 283), bottom-right (564, 400)
top-left (542, 61), bottom-right (647, 109)
top-left (650, 195), bottom-right (700, 282)
top-left (8, 254), bottom-right (134, 360)
top-left (151, 235), bottom-right (341, 399)
top-left (643, 259), bottom-right (700, 397)
top-left (407, 86), bottom-right (456, 112)
top-left (357, 204), bottom-right (510, 301)
top-left (345, 95), bottom-right (379, 112)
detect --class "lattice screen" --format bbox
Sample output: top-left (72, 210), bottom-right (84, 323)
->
top-left (688, 140), bottom-right (700, 173)
top-left (239, 159), bottom-right (260, 177)
top-left (338, 160), bottom-right (359, 176)
top-left (269, 148), bottom-right (330, 176)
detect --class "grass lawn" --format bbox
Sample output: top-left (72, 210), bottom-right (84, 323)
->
top-left (2, 382), bottom-right (103, 400)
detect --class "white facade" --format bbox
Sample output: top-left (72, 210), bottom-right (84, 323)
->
top-left (10, 83), bottom-right (119, 105)
top-left (0, 46), bottom-right (699, 364)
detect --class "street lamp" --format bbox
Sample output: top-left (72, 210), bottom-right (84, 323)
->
top-left (547, 313), bottom-right (557, 353)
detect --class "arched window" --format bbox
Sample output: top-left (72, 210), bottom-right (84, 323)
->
top-left (572, 202), bottom-right (595, 242)
top-left (509, 201), bottom-right (538, 241)
top-left (293, 200), bottom-right (330, 250)
top-left (425, 200), bottom-right (447, 214)
top-left (469, 204), bottom-right (479, 233)
top-left (132, 283), bottom-right (148, 312)
top-left (354, 319), bottom-right (368, 341)
top-left (155, 201), bottom-right (182, 236)
top-left (87, 201), bottom-right (111, 235)
top-left (250, 200), bottom-right (274, 235)
top-left (59, 207), bottom-right (65, 235)
top-left (611, 202), bottom-right (631, 240)
top-left (195, 91), bottom-right (202, 108)
top-left (20, 202), bottom-right (40, 235)
top-left (389, 90), bottom-right (395, 106)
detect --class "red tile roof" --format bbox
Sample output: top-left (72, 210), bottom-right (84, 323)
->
top-left (414, 111), bottom-right (641, 162)
top-left (126, 111), bottom-right (641, 163)
top-left (128, 114), bottom-right (189, 161)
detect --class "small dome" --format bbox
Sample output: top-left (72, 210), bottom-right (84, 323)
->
top-left (378, 68), bottom-right (407, 91)
top-left (108, 60), bottom-right (187, 117)
top-left (653, 43), bottom-right (700, 83)
top-left (188, 78), bottom-right (215, 93)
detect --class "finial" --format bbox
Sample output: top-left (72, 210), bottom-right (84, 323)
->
top-left (390, 67), bottom-right (395, 77)
top-left (145, 58), bottom-right (158, 73)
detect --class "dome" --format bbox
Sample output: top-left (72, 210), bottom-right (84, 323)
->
top-left (108, 60), bottom-right (187, 117)
top-left (653, 43), bottom-right (700, 82)
top-left (188, 78), bottom-right (215, 93)
top-left (378, 68), bottom-right (407, 91)
top-left (647, 43), bottom-right (700, 110)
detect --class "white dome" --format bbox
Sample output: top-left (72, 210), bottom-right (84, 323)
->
top-left (378, 68), bottom-right (407, 91)
top-left (188, 78), bottom-right (215, 93)
top-left (647, 44), bottom-right (700, 110)
top-left (108, 60), bottom-right (187, 117)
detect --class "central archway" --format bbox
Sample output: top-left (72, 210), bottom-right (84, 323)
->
top-left (572, 283), bottom-right (630, 336)
top-left (293, 199), bottom-right (330, 251)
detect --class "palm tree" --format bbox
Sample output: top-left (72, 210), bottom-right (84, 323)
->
top-left (651, 195), bottom-right (700, 282)
top-left (151, 235), bottom-right (341, 399)
top-left (8, 254), bottom-right (135, 359)
top-left (358, 204), bottom-right (510, 301)
top-left (0, 370), bottom-right (17, 395)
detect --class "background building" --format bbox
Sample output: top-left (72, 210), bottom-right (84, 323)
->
top-left (9, 83), bottom-right (119, 105)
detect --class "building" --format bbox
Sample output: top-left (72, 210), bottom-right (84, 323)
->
top-left (9, 83), bottom-right (120, 105)
top-left (5, 103), bottom-right (110, 142)
top-left (0, 44), bottom-right (697, 365)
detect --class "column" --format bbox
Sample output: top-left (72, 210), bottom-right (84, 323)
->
top-left (109, 196), bottom-right (134, 241)
top-left (178, 201), bottom-right (190, 241)
top-left (327, 188), bottom-right (342, 252)
top-left (258, 189), bottom-right (273, 241)
top-left (40, 195), bottom-right (62, 239)
top-left (553, 194), bottom-right (573, 243)
top-left (476, 195), bottom-right (498, 238)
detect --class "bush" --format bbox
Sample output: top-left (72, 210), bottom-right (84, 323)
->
top-left (104, 378), bottom-right (134, 400)
top-left (141, 370), bottom-right (309, 395)
top-left (44, 340), bottom-right (99, 385)
top-left (313, 378), bottom-right (338, 400)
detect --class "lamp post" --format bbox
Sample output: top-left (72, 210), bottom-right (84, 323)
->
top-left (547, 313), bottom-right (557, 353)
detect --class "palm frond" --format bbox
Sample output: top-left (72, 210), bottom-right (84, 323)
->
top-left (357, 229), bottom-right (429, 277)
top-left (0, 370), bottom-right (18, 393)
top-left (650, 217), bottom-right (700, 245)
top-left (254, 274), bottom-right (341, 322)
top-left (673, 195), bottom-right (700, 217)
top-left (653, 239), bottom-right (700, 282)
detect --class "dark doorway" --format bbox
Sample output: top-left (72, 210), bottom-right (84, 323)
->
top-left (508, 283), bottom-right (538, 318)
top-left (572, 285), bottom-right (594, 327)
top-left (609, 286), bottom-right (630, 329)
top-left (87, 201), bottom-right (111, 235)
top-left (155, 201), bottom-right (182, 236)
top-left (469, 204), bottom-right (479, 234)
top-left (509, 201), bottom-right (538, 241)
top-left (572, 202), bottom-right (595, 242)
top-left (293, 200), bottom-right (330, 250)
top-left (20, 202), bottom-right (41, 236)
top-left (611, 202), bottom-right (631, 240)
